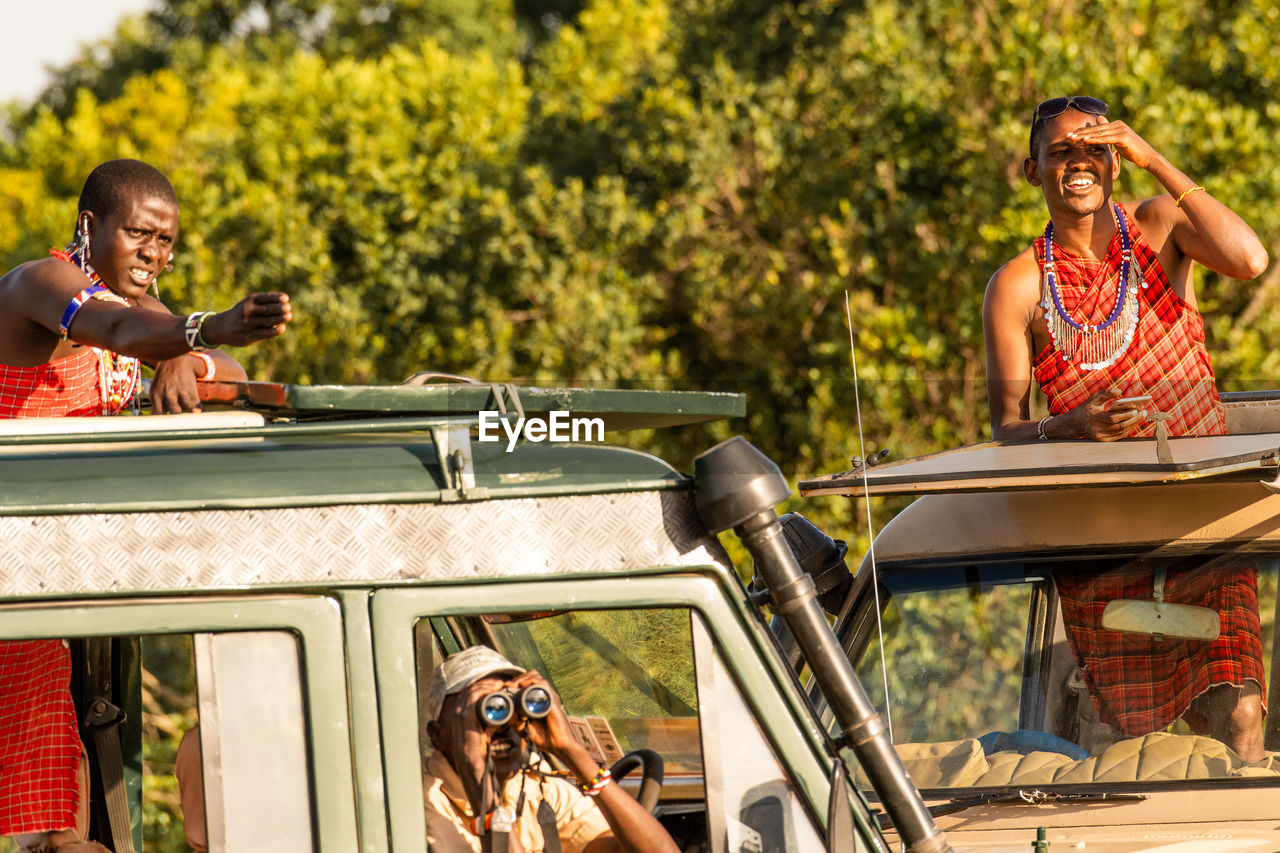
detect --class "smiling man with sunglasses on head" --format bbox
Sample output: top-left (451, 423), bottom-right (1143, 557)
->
top-left (984, 95), bottom-right (1268, 442)
top-left (982, 97), bottom-right (1272, 764)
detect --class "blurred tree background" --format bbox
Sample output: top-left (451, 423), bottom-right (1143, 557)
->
top-left (6, 0), bottom-right (1279, 498)
top-left (3, 0), bottom-right (1278, 848)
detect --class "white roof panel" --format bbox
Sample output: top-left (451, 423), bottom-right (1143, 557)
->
top-left (799, 434), bottom-right (1280, 498)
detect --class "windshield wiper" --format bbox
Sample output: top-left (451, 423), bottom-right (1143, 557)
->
top-left (875, 789), bottom-right (1149, 829)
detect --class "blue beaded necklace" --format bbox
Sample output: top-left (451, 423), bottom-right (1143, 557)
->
top-left (1039, 203), bottom-right (1143, 371)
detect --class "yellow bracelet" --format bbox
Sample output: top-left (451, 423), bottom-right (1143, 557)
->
top-left (1174, 185), bottom-right (1205, 207)
top-left (190, 350), bottom-right (217, 381)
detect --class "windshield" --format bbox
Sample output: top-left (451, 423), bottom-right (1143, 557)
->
top-left (841, 553), bottom-right (1279, 791)
top-left (483, 608), bottom-right (702, 776)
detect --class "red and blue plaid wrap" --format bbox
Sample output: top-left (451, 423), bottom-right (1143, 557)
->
top-left (1055, 559), bottom-right (1266, 737)
top-left (1032, 207), bottom-right (1226, 437)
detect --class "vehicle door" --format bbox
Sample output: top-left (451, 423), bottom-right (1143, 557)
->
top-left (0, 594), bottom-right (359, 853)
top-left (370, 573), bottom-right (882, 853)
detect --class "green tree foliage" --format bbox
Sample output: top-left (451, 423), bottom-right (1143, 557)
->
top-left (3, 4), bottom-right (1278, 848)
top-left (3, 0), bottom-right (1279, 533)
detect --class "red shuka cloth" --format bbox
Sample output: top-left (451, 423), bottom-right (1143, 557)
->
top-left (1055, 560), bottom-right (1266, 737)
top-left (1031, 207), bottom-right (1226, 437)
top-left (1032, 210), bottom-right (1261, 740)
top-left (0, 641), bottom-right (80, 835)
top-left (0, 340), bottom-right (105, 832)
top-left (0, 348), bottom-right (107, 418)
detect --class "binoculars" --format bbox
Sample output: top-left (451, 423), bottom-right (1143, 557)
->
top-left (476, 685), bottom-right (553, 727)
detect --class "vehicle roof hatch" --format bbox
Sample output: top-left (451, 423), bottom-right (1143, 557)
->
top-left (799, 433), bottom-right (1280, 498)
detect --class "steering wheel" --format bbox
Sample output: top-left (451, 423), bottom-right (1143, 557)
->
top-left (608, 749), bottom-right (664, 813)
top-left (977, 729), bottom-right (1089, 761)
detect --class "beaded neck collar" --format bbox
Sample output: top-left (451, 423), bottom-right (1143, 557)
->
top-left (1038, 203), bottom-right (1144, 371)
top-left (50, 242), bottom-right (142, 414)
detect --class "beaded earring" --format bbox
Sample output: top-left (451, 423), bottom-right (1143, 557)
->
top-left (76, 216), bottom-right (92, 263)
top-left (165, 252), bottom-right (174, 272)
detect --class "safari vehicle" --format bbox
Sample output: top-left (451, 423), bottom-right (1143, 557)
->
top-left (798, 392), bottom-right (1280, 852)
top-left (0, 381), bottom-right (951, 853)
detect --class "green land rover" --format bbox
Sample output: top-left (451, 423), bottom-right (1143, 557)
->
top-left (0, 381), bottom-right (948, 853)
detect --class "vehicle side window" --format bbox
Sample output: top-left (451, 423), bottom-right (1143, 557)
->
top-left (99, 632), bottom-right (313, 853)
top-left (420, 608), bottom-right (831, 853)
top-left (852, 573), bottom-right (1035, 745)
top-left (690, 613), bottom-right (832, 853)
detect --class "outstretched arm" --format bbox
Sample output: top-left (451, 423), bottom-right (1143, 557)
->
top-left (142, 293), bottom-right (253, 414)
top-left (17, 256), bottom-right (290, 363)
top-left (69, 292), bottom-right (291, 362)
top-left (510, 672), bottom-right (679, 853)
top-left (1067, 121), bottom-right (1269, 280)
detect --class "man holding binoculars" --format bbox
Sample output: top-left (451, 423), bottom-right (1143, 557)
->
top-left (423, 646), bottom-right (678, 853)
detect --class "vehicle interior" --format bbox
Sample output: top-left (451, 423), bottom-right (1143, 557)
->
top-left (835, 548), bottom-right (1280, 792)
top-left (795, 399), bottom-right (1280, 814)
top-left (416, 605), bottom-right (837, 853)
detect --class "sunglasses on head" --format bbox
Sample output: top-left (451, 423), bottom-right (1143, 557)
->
top-left (1031, 96), bottom-right (1109, 125)
top-left (1029, 96), bottom-right (1109, 155)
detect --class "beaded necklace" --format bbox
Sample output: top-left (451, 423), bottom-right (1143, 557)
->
top-left (1039, 203), bottom-right (1143, 371)
top-left (50, 243), bottom-right (142, 414)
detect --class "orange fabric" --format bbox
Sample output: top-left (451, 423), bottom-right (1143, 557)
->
top-left (1031, 207), bottom-right (1225, 437)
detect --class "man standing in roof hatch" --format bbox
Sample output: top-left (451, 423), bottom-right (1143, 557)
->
top-left (984, 95), bottom-right (1268, 441)
top-left (0, 158), bottom-right (292, 852)
top-left (983, 96), bottom-right (1270, 761)
top-left (0, 158), bottom-right (291, 417)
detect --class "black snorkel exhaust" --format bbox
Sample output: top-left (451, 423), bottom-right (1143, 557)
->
top-left (695, 437), bottom-right (952, 853)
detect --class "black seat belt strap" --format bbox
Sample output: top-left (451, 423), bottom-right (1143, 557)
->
top-left (82, 638), bottom-right (136, 853)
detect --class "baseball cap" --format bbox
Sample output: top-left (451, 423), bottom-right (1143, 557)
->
top-left (425, 645), bottom-right (524, 722)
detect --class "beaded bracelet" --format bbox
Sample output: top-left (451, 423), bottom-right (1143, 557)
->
top-left (1036, 416), bottom-right (1052, 441)
top-left (581, 767), bottom-right (613, 796)
top-left (184, 311), bottom-right (218, 350)
top-left (470, 810), bottom-right (495, 835)
top-left (1174, 185), bottom-right (1205, 208)
top-left (190, 351), bottom-right (217, 381)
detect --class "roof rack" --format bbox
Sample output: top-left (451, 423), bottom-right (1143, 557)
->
top-left (0, 381), bottom-right (745, 449)
top-left (194, 380), bottom-right (746, 430)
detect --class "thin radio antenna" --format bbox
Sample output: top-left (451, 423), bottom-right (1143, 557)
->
top-left (844, 290), bottom-right (893, 742)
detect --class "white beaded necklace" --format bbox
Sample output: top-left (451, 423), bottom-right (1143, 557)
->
top-left (1039, 203), bottom-right (1145, 371)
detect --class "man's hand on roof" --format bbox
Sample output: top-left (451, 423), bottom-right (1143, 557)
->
top-left (1058, 388), bottom-right (1150, 441)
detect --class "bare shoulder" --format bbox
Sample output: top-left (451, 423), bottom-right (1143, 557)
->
top-left (1130, 195), bottom-right (1177, 240)
top-left (0, 256), bottom-right (82, 307)
top-left (984, 245), bottom-right (1040, 317)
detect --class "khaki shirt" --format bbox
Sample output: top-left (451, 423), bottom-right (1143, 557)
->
top-left (424, 749), bottom-right (611, 853)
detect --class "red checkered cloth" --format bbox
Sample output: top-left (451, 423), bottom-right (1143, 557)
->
top-left (0, 340), bottom-right (107, 832)
top-left (1031, 207), bottom-right (1226, 437)
top-left (0, 348), bottom-right (107, 418)
top-left (1055, 559), bottom-right (1265, 737)
top-left (0, 640), bottom-right (80, 836)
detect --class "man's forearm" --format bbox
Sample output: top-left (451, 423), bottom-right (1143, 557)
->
top-left (558, 747), bottom-right (678, 853)
top-left (1143, 154), bottom-right (1269, 279)
top-left (77, 308), bottom-right (193, 362)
